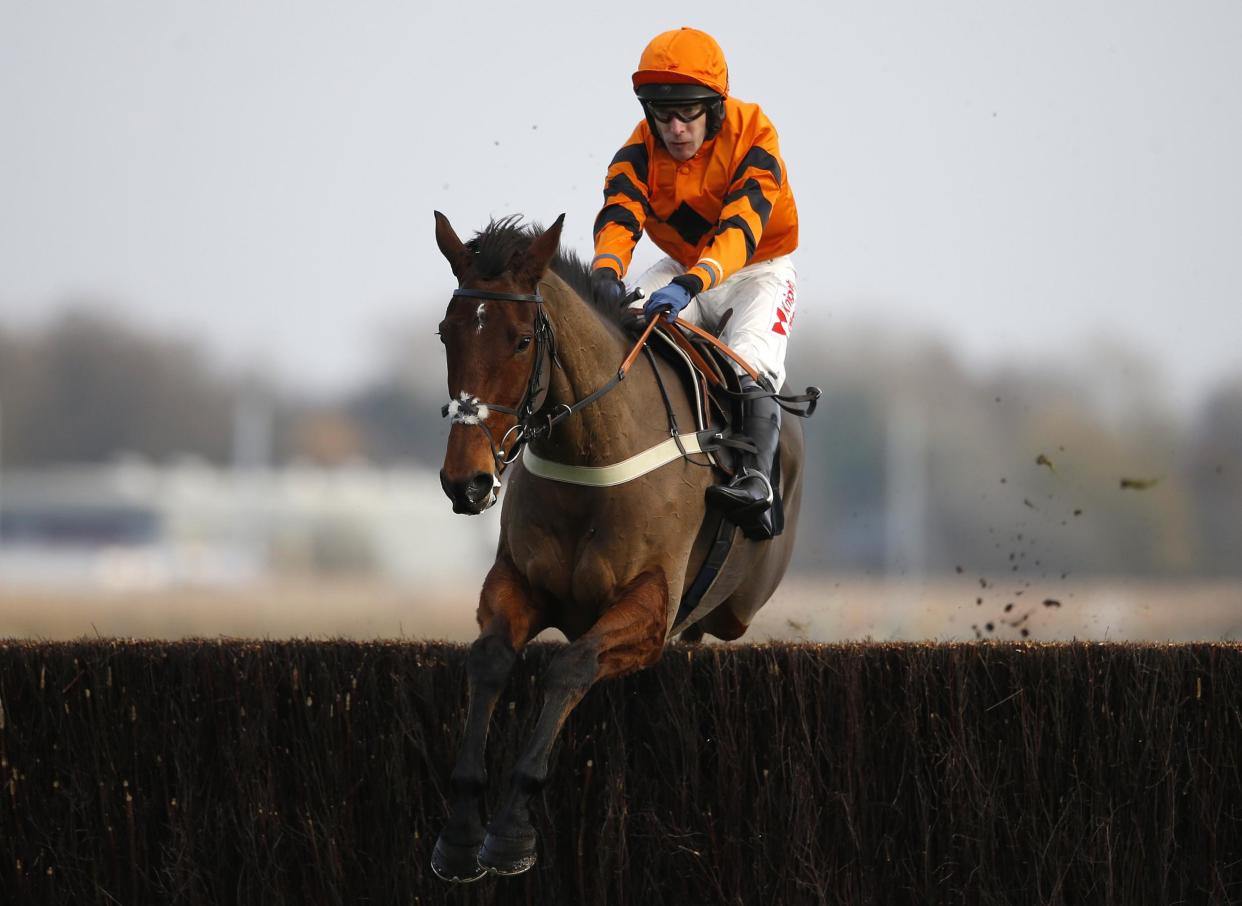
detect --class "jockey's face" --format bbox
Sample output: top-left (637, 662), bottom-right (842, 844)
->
top-left (652, 106), bottom-right (708, 161)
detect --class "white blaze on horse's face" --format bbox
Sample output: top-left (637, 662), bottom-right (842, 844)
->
top-left (474, 303), bottom-right (486, 334)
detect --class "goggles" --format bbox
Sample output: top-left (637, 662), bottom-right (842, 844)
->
top-left (645, 101), bottom-right (709, 124)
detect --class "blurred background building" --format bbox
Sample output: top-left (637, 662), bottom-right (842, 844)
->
top-left (1, 311), bottom-right (1238, 641)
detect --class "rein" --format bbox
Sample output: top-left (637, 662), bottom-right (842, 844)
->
top-left (441, 284), bottom-right (819, 481)
top-left (441, 286), bottom-right (660, 476)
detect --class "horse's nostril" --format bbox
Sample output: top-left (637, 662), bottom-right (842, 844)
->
top-left (464, 473), bottom-right (495, 504)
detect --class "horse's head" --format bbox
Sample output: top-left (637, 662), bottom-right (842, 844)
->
top-left (434, 211), bottom-right (564, 514)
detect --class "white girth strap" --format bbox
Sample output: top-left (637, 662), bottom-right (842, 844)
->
top-left (521, 432), bottom-right (708, 487)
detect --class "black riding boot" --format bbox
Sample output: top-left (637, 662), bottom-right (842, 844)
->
top-left (706, 376), bottom-right (781, 538)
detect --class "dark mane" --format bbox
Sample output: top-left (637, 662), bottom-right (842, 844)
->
top-left (466, 216), bottom-right (632, 327)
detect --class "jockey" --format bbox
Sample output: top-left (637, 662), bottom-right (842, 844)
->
top-left (590, 27), bottom-right (799, 538)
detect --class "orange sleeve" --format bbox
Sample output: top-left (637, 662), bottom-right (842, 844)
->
top-left (688, 115), bottom-right (785, 290)
top-left (592, 125), bottom-right (651, 277)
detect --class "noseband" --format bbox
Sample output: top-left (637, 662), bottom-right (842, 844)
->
top-left (441, 287), bottom-right (560, 474)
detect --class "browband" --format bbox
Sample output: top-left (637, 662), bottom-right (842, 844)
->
top-left (453, 288), bottom-right (543, 303)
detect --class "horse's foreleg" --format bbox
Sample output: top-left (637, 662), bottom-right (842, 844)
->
top-left (478, 568), bottom-right (668, 876)
top-left (431, 559), bottom-right (541, 883)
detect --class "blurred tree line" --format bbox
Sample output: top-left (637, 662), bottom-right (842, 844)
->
top-left (1, 308), bottom-right (1239, 577)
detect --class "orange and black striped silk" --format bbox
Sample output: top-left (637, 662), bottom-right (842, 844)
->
top-left (592, 96), bottom-right (798, 292)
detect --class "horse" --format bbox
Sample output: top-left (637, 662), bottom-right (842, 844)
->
top-left (430, 211), bottom-right (808, 881)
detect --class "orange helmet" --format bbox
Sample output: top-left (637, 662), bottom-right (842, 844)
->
top-left (632, 27), bottom-right (729, 100)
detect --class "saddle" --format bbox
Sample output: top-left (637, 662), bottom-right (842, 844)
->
top-left (603, 308), bottom-right (820, 636)
top-left (641, 311), bottom-right (819, 538)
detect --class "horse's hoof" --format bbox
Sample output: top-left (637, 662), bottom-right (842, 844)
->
top-left (431, 836), bottom-right (487, 884)
top-left (478, 829), bottom-right (537, 876)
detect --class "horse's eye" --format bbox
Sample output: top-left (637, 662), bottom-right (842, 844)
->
top-left (516, 335), bottom-right (533, 353)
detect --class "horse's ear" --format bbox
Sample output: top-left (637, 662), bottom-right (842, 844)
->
top-left (434, 210), bottom-right (472, 279)
top-left (512, 214), bottom-right (565, 287)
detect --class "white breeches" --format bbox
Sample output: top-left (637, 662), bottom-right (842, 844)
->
top-left (630, 254), bottom-right (798, 389)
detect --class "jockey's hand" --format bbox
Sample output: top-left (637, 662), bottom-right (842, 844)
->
top-left (643, 281), bottom-right (693, 322)
top-left (590, 268), bottom-right (627, 307)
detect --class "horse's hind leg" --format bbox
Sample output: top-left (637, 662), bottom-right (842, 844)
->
top-left (679, 621), bottom-right (706, 643)
top-left (477, 569), bottom-right (668, 876)
top-left (432, 559), bottom-right (542, 883)
top-left (694, 604), bottom-right (751, 641)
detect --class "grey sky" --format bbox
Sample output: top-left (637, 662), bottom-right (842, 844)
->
top-left (2, 1), bottom-right (1239, 406)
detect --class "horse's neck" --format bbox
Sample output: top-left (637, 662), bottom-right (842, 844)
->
top-left (538, 275), bottom-right (657, 464)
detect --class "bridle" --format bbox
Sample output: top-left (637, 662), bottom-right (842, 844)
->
top-left (440, 287), bottom-right (559, 475)
top-left (441, 284), bottom-right (671, 477)
top-left (441, 283), bottom-right (819, 480)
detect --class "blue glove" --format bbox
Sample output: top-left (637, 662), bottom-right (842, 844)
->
top-left (643, 281), bottom-right (693, 322)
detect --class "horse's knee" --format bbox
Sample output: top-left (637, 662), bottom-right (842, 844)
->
top-left (543, 642), bottom-right (600, 697)
top-left (467, 633), bottom-right (517, 693)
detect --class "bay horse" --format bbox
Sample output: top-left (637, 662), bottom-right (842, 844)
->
top-left (430, 211), bottom-right (807, 881)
